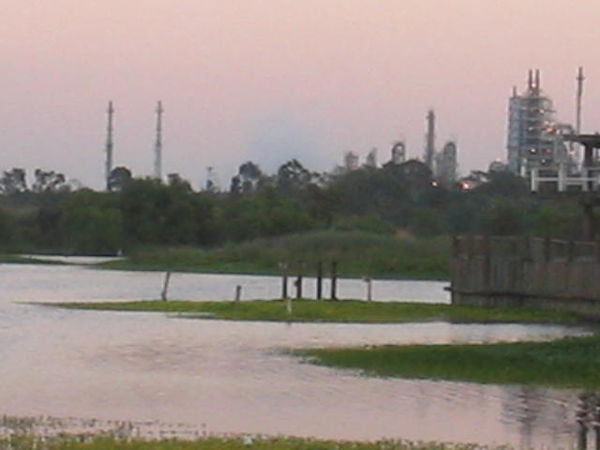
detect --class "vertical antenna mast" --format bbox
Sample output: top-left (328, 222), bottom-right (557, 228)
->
top-left (576, 67), bottom-right (585, 134)
top-left (424, 110), bottom-right (436, 171)
top-left (154, 101), bottom-right (164, 180)
top-left (105, 101), bottom-right (114, 190)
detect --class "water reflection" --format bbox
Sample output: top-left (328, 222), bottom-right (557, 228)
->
top-left (0, 263), bottom-right (595, 448)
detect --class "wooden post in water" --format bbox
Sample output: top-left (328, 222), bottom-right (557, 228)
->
top-left (161, 271), bottom-right (171, 301)
top-left (363, 276), bottom-right (372, 302)
top-left (295, 274), bottom-right (303, 299)
top-left (316, 261), bottom-right (323, 300)
top-left (279, 262), bottom-right (289, 299)
top-left (330, 261), bottom-right (338, 301)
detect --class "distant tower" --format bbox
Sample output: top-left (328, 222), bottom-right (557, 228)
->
top-left (343, 151), bottom-right (359, 171)
top-left (424, 110), bottom-right (436, 171)
top-left (154, 101), bottom-right (164, 180)
top-left (576, 67), bottom-right (585, 134)
top-left (105, 101), bottom-right (115, 190)
top-left (435, 141), bottom-right (458, 187)
top-left (365, 148), bottom-right (378, 168)
top-left (391, 141), bottom-right (406, 164)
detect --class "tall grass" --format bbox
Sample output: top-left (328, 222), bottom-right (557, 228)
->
top-left (101, 231), bottom-right (450, 279)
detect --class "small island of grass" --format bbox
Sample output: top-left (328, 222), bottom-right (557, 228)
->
top-left (52, 299), bottom-right (581, 325)
top-left (297, 333), bottom-right (600, 391)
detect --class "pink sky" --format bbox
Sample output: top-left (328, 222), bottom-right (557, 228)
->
top-left (2, 0), bottom-right (600, 188)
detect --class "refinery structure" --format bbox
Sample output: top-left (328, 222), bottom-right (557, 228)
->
top-left (99, 68), bottom-right (600, 194)
top-left (506, 67), bottom-right (600, 192)
top-left (340, 109), bottom-right (458, 188)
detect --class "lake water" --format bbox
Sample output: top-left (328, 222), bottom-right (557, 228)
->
top-left (0, 263), bottom-right (594, 448)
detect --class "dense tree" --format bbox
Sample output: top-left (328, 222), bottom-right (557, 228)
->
top-left (107, 167), bottom-right (132, 192)
top-left (31, 169), bottom-right (67, 193)
top-left (0, 168), bottom-right (27, 195)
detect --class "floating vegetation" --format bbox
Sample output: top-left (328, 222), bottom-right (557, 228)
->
top-left (0, 414), bottom-right (512, 449)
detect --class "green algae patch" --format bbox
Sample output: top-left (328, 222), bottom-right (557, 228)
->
top-left (297, 334), bottom-right (600, 391)
top-left (52, 299), bottom-right (581, 325)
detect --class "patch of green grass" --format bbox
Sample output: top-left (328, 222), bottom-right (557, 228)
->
top-left (297, 334), bottom-right (600, 390)
top-left (0, 434), bottom-right (509, 450)
top-left (99, 231), bottom-right (451, 279)
top-left (52, 299), bottom-right (581, 325)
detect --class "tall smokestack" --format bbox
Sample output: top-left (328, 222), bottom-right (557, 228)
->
top-left (424, 110), bottom-right (436, 171)
top-left (154, 101), bottom-right (164, 180)
top-left (576, 67), bottom-right (585, 134)
top-left (528, 70), bottom-right (533, 90)
top-left (535, 69), bottom-right (541, 93)
top-left (105, 101), bottom-right (114, 190)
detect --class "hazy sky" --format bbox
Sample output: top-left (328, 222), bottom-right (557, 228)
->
top-left (2, 0), bottom-right (600, 189)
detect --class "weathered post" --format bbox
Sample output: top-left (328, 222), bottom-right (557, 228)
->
top-left (330, 261), bottom-right (338, 301)
top-left (363, 276), bottom-right (373, 302)
top-left (295, 261), bottom-right (305, 300)
top-left (234, 285), bottom-right (242, 302)
top-left (295, 274), bottom-right (303, 299)
top-left (316, 261), bottom-right (323, 300)
top-left (482, 235), bottom-right (491, 291)
top-left (161, 271), bottom-right (171, 301)
top-left (279, 262), bottom-right (289, 299)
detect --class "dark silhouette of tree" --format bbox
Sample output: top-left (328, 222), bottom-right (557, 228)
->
top-left (31, 169), bottom-right (67, 193)
top-left (107, 166), bottom-right (132, 192)
top-left (0, 168), bottom-right (27, 195)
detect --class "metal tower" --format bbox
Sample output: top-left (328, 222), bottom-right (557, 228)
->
top-left (424, 110), bottom-right (436, 170)
top-left (576, 67), bottom-right (585, 134)
top-left (105, 101), bottom-right (114, 190)
top-left (154, 101), bottom-right (164, 180)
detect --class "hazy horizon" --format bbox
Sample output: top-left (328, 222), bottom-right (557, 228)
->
top-left (2, 0), bottom-right (600, 189)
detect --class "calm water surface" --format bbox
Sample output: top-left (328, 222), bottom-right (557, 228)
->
top-left (0, 263), bottom-right (594, 448)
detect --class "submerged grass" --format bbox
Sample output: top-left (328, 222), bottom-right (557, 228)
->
top-left (0, 435), bottom-right (510, 450)
top-left (53, 299), bottom-right (581, 325)
top-left (100, 231), bottom-right (450, 279)
top-left (298, 334), bottom-right (600, 391)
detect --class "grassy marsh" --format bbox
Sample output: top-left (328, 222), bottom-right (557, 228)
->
top-left (53, 299), bottom-right (581, 325)
top-left (298, 334), bottom-right (600, 390)
top-left (0, 435), bottom-right (509, 450)
top-left (99, 231), bottom-right (450, 279)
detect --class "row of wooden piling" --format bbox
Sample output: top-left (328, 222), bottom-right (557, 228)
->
top-left (280, 261), bottom-right (338, 300)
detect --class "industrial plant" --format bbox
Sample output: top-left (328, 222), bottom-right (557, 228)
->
top-left (506, 67), bottom-right (600, 193)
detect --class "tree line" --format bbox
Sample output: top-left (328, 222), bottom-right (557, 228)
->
top-left (0, 159), bottom-right (586, 254)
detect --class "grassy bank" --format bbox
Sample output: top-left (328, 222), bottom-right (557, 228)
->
top-left (100, 231), bottom-right (450, 279)
top-left (0, 254), bottom-right (65, 265)
top-left (53, 299), bottom-right (581, 324)
top-left (0, 435), bottom-right (507, 450)
top-left (298, 334), bottom-right (600, 390)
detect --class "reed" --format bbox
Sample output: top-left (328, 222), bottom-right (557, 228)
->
top-left (100, 231), bottom-right (451, 279)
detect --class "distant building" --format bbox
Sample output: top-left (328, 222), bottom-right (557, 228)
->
top-left (390, 141), bottom-right (406, 164)
top-left (435, 141), bottom-right (458, 187)
top-left (507, 69), bottom-right (572, 176)
top-left (343, 152), bottom-right (359, 171)
top-left (364, 148), bottom-right (378, 168)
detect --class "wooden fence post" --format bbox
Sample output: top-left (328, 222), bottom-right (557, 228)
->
top-left (161, 271), bottom-right (171, 301)
top-left (330, 261), bottom-right (338, 301)
top-left (316, 261), bottom-right (323, 300)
